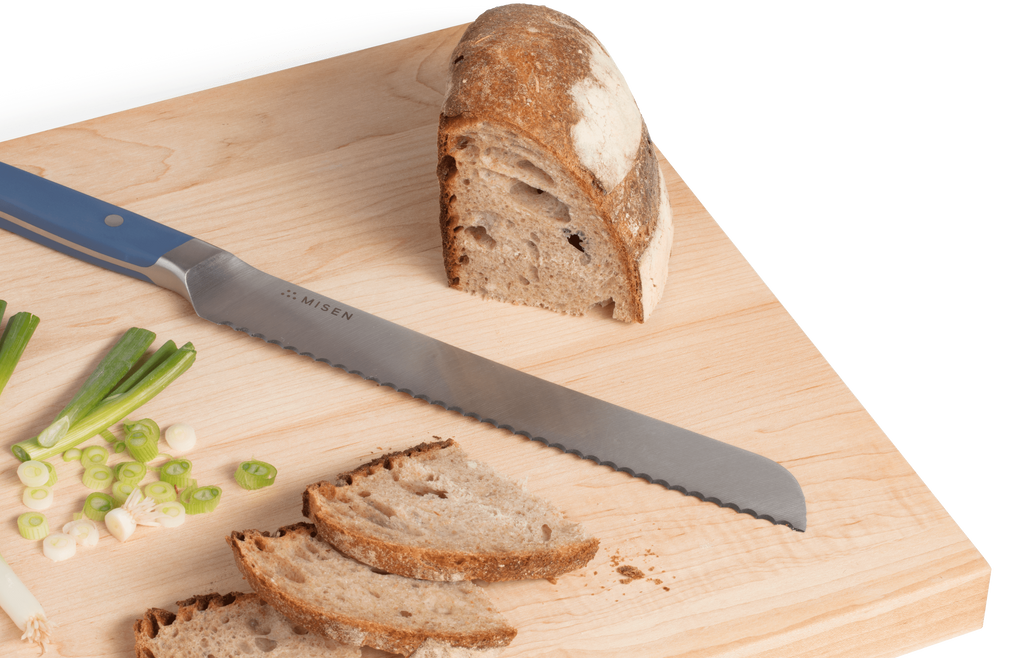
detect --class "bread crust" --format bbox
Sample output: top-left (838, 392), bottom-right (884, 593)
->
top-left (438, 3), bottom-right (672, 322)
top-left (302, 440), bottom-right (599, 582)
top-left (227, 523), bottom-right (516, 656)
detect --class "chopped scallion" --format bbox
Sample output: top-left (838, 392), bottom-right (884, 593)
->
top-left (143, 482), bottom-right (176, 504)
top-left (17, 513), bottom-right (49, 541)
top-left (62, 448), bottom-right (82, 462)
top-left (82, 465), bottom-right (114, 490)
top-left (82, 492), bottom-right (115, 521)
top-left (62, 519), bottom-right (99, 547)
top-left (111, 481), bottom-right (138, 506)
top-left (22, 486), bottom-right (53, 511)
top-left (16, 461), bottom-right (49, 488)
top-left (36, 327), bottom-right (156, 448)
top-left (234, 460), bottom-right (278, 490)
top-left (125, 418), bottom-right (160, 463)
top-left (113, 461), bottom-right (147, 485)
top-left (80, 445), bottom-right (109, 466)
top-left (155, 501), bottom-right (187, 528)
top-left (164, 422), bottom-right (197, 452)
top-left (159, 459), bottom-right (192, 487)
top-left (180, 485), bottom-right (222, 515)
top-left (42, 533), bottom-right (76, 562)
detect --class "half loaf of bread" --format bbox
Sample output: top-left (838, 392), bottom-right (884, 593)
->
top-left (303, 439), bottom-right (598, 582)
top-left (437, 3), bottom-right (674, 323)
top-left (133, 591), bottom-right (361, 658)
top-left (227, 522), bottom-right (516, 656)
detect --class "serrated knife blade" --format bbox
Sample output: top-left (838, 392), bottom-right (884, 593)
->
top-left (0, 161), bottom-right (806, 531)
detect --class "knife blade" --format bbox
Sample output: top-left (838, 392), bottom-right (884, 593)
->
top-left (0, 160), bottom-right (806, 531)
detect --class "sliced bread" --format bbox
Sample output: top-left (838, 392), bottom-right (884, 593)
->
top-left (437, 4), bottom-right (674, 323)
top-left (227, 522), bottom-right (516, 657)
top-left (302, 439), bottom-right (599, 582)
top-left (133, 591), bottom-right (361, 658)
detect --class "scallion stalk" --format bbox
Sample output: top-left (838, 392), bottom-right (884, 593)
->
top-left (36, 327), bottom-right (156, 448)
top-left (0, 549), bottom-right (54, 653)
top-left (105, 339), bottom-right (177, 400)
top-left (11, 343), bottom-right (196, 462)
top-left (0, 307), bottom-right (41, 401)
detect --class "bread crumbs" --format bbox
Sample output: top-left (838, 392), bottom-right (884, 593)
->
top-left (617, 565), bottom-right (644, 583)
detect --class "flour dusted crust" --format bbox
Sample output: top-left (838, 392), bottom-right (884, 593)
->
top-left (227, 523), bottom-right (516, 656)
top-left (302, 439), bottom-right (599, 582)
top-left (438, 3), bottom-right (673, 322)
top-left (133, 591), bottom-right (361, 658)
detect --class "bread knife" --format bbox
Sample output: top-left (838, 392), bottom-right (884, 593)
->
top-left (0, 160), bottom-right (806, 531)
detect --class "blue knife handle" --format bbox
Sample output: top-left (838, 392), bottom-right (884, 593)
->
top-left (0, 161), bottom-right (194, 284)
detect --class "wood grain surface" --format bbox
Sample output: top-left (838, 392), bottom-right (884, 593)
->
top-left (0, 24), bottom-right (988, 658)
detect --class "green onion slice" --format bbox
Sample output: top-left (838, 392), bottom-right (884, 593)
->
top-left (125, 419), bottom-right (160, 463)
top-left (42, 460), bottom-right (58, 487)
top-left (62, 519), bottom-right (100, 547)
top-left (143, 481), bottom-right (176, 504)
top-left (22, 486), bottom-right (53, 511)
top-left (159, 459), bottom-right (192, 487)
top-left (63, 448), bottom-right (82, 462)
top-left (16, 461), bottom-right (49, 487)
top-left (17, 512), bottom-right (49, 540)
top-left (82, 465), bottom-right (114, 490)
top-left (42, 533), bottom-right (77, 562)
top-left (80, 445), bottom-right (109, 466)
top-left (181, 485), bottom-right (222, 515)
top-left (155, 501), bottom-right (187, 528)
top-left (82, 492), bottom-right (115, 521)
top-left (111, 481), bottom-right (138, 506)
top-left (113, 461), bottom-right (147, 485)
top-left (234, 460), bottom-right (278, 490)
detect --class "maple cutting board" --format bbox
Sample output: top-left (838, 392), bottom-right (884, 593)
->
top-left (0, 24), bottom-right (988, 658)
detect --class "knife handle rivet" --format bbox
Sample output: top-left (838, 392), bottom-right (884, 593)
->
top-left (104, 214), bottom-right (124, 227)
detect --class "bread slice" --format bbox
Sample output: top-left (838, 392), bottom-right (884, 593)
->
top-left (133, 591), bottom-right (361, 658)
top-left (437, 4), bottom-right (674, 323)
top-left (227, 523), bottom-right (516, 656)
top-left (302, 439), bottom-right (599, 582)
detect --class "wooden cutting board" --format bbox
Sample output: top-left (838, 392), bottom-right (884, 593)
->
top-left (0, 24), bottom-right (988, 658)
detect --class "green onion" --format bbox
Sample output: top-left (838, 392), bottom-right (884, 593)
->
top-left (159, 459), bottom-right (192, 487)
top-left (125, 419), bottom-right (160, 463)
top-left (235, 460), bottom-right (277, 490)
top-left (105, 339), bottom-right (177, 399)
top-left (110, 481), bottom-right (138, 506)
top-left (36, 327), bottom-right (156, 448)
top-left (155, 501), bottom-right (187, 528)
top-left (181, 485), bottom-right (222, 515)
top-left (100, 429), bottom-right (119, 443)
top-left (42, 533), bottom-right (76, 562)
top-left (62, 519), bottom-right (99, 547)
top-left (164, 422), bottom-right (197, 452)
top-left (42, 461), bottom-right (57, 487)
top-left (11, 342), bottom-right (196, 462)
top-left (0, 548), bottom-right (54, 653)
top-left (82, 492), bottom-right (115, 521)
top-left (62, 448), bottom-right (82, 462)
top-left (80, 445), bottom-right (109, 466)
top-left (143, 481), bottom-right (176, 503)
top-left (22, 486), bottom-right (53, 511)
top-left (82, 464), bottom-right (114, 490)
top-left (0, 306), bottom-right (41, 401)
top-left (16, 461), bottom-right (49, 487)
top-left (17, 512), bottom-right (49, 540)
top-left (113, 461), bottom-right (147, 485)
